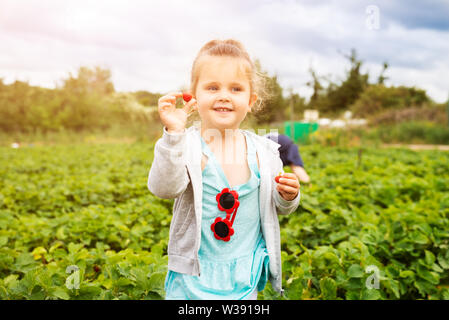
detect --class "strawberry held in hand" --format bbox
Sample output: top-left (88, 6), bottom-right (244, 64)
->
top-left (183, 92), bottom-right (193, 102)
top-left (274, 171), bottom-right (283, 183)
top-left (157, 91), bottom-right (197, 134)
top-left (275, 172), bottom-right (300, 201)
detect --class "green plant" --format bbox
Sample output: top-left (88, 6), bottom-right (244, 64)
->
top-left (1, 143), bottom-right (448, 299)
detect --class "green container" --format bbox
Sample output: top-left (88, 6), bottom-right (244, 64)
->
top-left (284, 121), bottom-right (319, 144)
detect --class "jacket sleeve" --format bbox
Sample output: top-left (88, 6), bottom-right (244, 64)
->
top-left (147, 126), bottom-right (190, 199)
top-left (271, 151), bottom-right (301, 215)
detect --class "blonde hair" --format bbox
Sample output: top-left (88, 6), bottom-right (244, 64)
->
top-left (190, 39), bottom-right (270, 111)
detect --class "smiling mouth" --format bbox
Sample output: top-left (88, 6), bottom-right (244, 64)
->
top-left (214, 108), bottom-right (233, 112)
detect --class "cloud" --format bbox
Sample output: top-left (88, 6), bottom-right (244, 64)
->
top-left (0, 0), bottom-right (448, 103)
top-left (378, 0), bottom-right (449, 31)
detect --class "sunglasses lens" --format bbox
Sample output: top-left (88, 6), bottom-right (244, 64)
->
top-left (219, 192), bottom-right (235, 210)
top-left (214, 221), bottom-right (229, 238)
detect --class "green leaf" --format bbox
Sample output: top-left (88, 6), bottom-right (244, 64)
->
top-left (262, 282), bottom-right (281, 300)
top-left (437, 252), bottom-right (449, 269)
top-left (347, 264), bottom-right (364, 278)
top-left (0, 236), bottom-right (8, 246)
top-left (51, 287), bottom-right (70, 300)
top-left (345, 290), bottom-right (360, 300)
top-left (78, 284), bottom-right (102, 300)
top-left (345, 278), bottom-right (364, 290)
top-left (115, 278), bottom-right (133, 287)
top-left (56, 227), bottom-right (67, 240)
top-left (442, 289), bottom-right (449, 300)
top-left (431, 263), bottom-right (443, 273)
top-left (49, 241), bottom-right (64, 253)
top-left (361, 288), bottom-right (381, 300)
top-left (399, 270), bottom-right (415, 278)
top-left (148, 271), bottom-right (165, 295)
top-left (320, 277), bottom-right (337, 299)
top-left (386, 280), bottom-right (400, 299)
top-left (329, 231), bottom-right (349, 244)
top-left (385, 265), bottom-right (399, 278)
top-left (68, 243), bottom-right (84, 254)
top-left (285, 277), bottom-right (303, 300)
top-left (410, 231), bottom-right (429, 245)
top-left (13, 252), bottom-right (37, 273)
top-left (416, 265), bottom-right (439, 285)
top-left (4, 274), bottom-right (19, 288)
top-left (424, 250), bottom-right (436, 265)
top-left (414, 280), bottom-right (436, 296)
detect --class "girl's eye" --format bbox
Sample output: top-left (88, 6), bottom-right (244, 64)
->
top-left (208, 86), bottom-right (218, 91)
top-left (232, 87), bottom-right (241, 92)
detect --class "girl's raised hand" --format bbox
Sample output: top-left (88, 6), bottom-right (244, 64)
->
top-left (275, 172), bottom-right (300, 201)
top-left (158, 92), bottom-right (197, 133)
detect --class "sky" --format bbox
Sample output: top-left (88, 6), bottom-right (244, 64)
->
top-left (0, 0), bottom-right (448, 103)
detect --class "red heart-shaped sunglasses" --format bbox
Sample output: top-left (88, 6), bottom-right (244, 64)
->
top-left (211, 188), bottom-right (240, 241)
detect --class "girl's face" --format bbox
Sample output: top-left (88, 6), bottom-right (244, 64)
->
top-left (194, 56), bottom-right (257, 132)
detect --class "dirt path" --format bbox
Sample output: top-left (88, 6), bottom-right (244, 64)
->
top-left (3, 137), bottom-right (137, 147)
top-left (382, 144), bottom-right (449, 151)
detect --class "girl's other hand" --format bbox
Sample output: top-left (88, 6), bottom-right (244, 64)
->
top-left (275, 172), bottom-right (300, 201)
top-left (158, 92), bottom-right (197, 133)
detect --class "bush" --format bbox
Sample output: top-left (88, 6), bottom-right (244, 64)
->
top-left (369, 106), bottom-right (447, 126)
top-left (0, 67), bottom-right (156, 135)
top-left (350, 84), bottom-right (430, 117)
top-left (306, 121), bottom-right (449, 147)
top-left (374, 121), bottom-right (449, 144)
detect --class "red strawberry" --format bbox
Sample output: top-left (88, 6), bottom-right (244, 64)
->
top-left (275, 171), bottom-right (283, 183)
top-left (183, 93), bottom-right (192, 102)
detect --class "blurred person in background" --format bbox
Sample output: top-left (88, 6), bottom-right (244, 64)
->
top-left (264, 133), bottom-right (310, 183)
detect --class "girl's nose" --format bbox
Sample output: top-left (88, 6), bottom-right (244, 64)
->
top-left (217, 92), bottom-right (231, 102)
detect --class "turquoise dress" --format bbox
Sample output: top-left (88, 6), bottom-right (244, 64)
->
top-left (164, 131), bottom-right (270, 300)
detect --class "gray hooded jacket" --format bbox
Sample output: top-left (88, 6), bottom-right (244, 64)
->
top-left (147, 125), bottom-right (300, 296)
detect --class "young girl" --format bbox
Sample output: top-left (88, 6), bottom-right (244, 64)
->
top-left (148, 39), bottom-right (301, 300)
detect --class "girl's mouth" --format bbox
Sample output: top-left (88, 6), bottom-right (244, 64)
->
top-left (214, 108), bottom-right (233, 113)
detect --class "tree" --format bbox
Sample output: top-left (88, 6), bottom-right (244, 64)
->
top-left (284, 89), bottom-right (306, 120)
top-left (132, 90), bottom-right (163, 107)
top-left (306, 48), bottom-right (369, 116)
top-left (252, 59), bottom-right (289, 124)
top-left (377, 62), bottom-right (389, 85)
top-left (58, 66), bottom-right (115, 131)
top-left (62, 66), bottom-right (115, 96)
top-left (306, 67), bottom-right (324, 110)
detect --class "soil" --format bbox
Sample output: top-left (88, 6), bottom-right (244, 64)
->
top-left (382, 144), bottom-right (449, 151)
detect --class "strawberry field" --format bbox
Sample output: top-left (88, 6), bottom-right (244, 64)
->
top-left (1, 143), bottom-right (448, 299)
